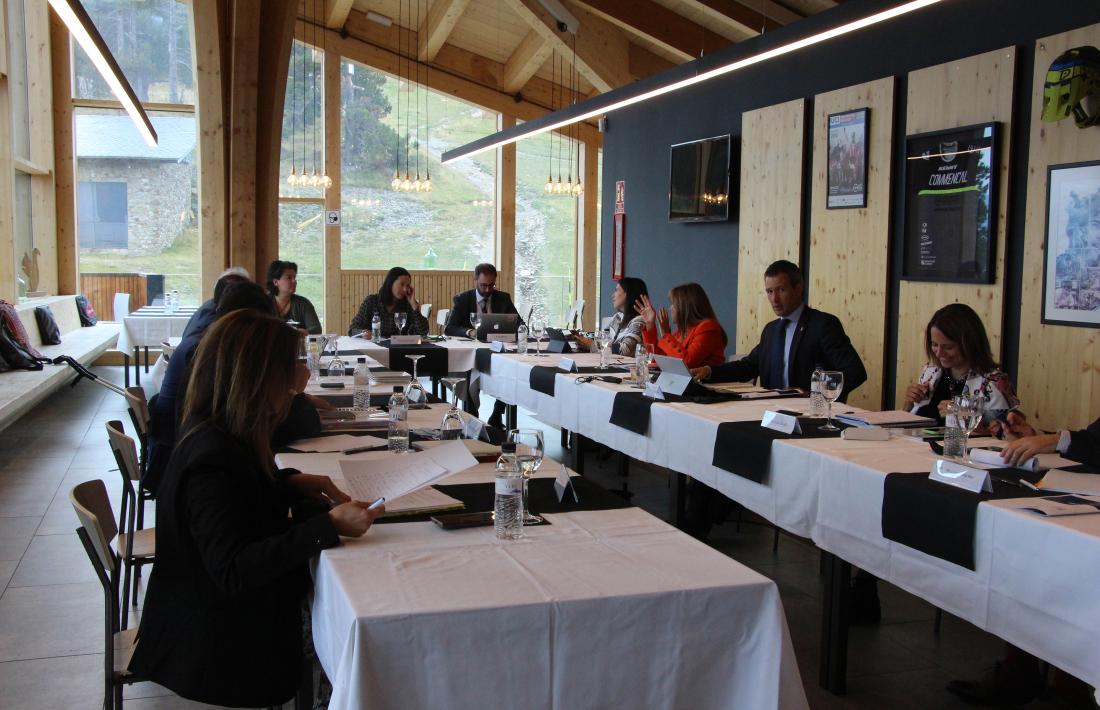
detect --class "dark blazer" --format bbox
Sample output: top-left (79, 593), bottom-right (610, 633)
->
top-left (708, 306), bottom-right (867, 398)
top-left (1066, 416), bottom-right (1100, 468)
top-left (129, 422), bottom-right (339, 707)
top-left (445, 288), bottom-right (520, 337)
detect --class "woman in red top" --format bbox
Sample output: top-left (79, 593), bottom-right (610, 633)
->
top-left (637, 282), bottom-right (727, 369)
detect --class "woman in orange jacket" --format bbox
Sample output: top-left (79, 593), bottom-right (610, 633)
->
top-left (637, 282), bottom-right (727, 369)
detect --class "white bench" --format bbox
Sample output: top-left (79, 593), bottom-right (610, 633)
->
top-left (0, 296), bottom-right (120, 432)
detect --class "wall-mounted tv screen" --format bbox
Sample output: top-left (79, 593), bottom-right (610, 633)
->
top-left (669, 134), bottom-right (731, 223)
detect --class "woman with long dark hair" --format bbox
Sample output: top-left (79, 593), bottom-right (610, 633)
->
top-left (575, 277), bottom-right (650, 356)
top-left (129, 310), bottom-right (383, 707)
top-left (266, 259), bottom-right (322, 334)
top-left (636, 282), bottom-right (727, 368)
top-left (348, 266), bottom-right (430, 337)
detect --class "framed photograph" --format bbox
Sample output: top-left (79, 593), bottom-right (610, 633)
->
top-left (1042, 160), bottom-right (1100, 327)
top-left (612, 213), bottom-right (625, 280)
top-left (902, 122), bottom-right (1000, 284)
top-left (826, 108), bottom-right (869, 209)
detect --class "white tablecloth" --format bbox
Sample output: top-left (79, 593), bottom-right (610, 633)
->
top-left (478, 351), bottom-right (1100, 690)
top-left (336, 336), bottom-right (483, 373)
top-left (117, 310), bottom-right (195, 352)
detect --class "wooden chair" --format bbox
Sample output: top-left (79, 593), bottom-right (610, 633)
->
top-left (123, 387), bottom-right (154, 528)
top-left (105, 421), bottom-right (156, 625)
top-left (70, 479), bottom-right (146, 710)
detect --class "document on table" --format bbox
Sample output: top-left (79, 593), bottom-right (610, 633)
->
top-left (1013, 495), bottom-right (1100, 517)
top-left (836, 410), bottom-right (937, 428)
top-left (1036, 469), bottom-right (1100, 496)
top-left (286, 434), bottom-right (386, 453)
top-left (336, 440), bottom-right (477, 502)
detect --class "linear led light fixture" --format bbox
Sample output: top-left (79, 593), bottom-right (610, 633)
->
top-left (49, 0), bottom-right (158, 147)
top-left (442, 0), bottom-right (942, 165)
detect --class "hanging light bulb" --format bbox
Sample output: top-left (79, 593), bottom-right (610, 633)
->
top-left (412, 174), bottom-right (422, 192)
top-left (391, 170), bottom-right (401, 190)
top-left (423, 173), bottom-right (432, 192)
top-left (287, 168), bottom-right (297, 186)
top-left (322, 175), bottom-right (333, 190)
top-left (545, 175), bottom-right (553, 194)
top-left (402, 173), bottom-right (412, 191)
top-left (573, 181), bottom-right (583, 196)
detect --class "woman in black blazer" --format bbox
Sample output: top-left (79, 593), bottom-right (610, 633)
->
top-left (128, 309), bottom-right (383, 707)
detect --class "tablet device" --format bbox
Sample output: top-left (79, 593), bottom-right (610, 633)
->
top-left (476, 313), bottom-right (519, 342)
top-left (651, 354), bottom-right (694, 395)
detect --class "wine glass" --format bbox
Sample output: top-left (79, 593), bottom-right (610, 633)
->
top-left (596, 329), bottom-right (612, 369)
top-left (953, 393), bottom-right (985, 463)
top-left (394, 312), bottom-right (408, 336)
top-left (508, 428), bottom-right (544, 524)
top-left (469, 313), bottom-right (482, 339)
top-left (529, 320), bottom-right (544, 357)
top-left (439, 376), bottom-right (466, 439)
top-left (405, 354), bottom-right (427, 404)
top-left (818, 371), bottom-right (845, 431)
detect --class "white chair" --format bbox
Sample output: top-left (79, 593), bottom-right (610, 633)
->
top-left (436, 308), bottom-right (450, 335)
top-left (420, 303), bottom-right (432, 321)
top-left (600, 315), bottom-right (615, 331)
top-left (565, 299), bottom-right (585, 329)
top-left (112, 293), bottom-right (131, 322)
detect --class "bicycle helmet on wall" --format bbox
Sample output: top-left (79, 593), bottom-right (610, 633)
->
top-left (1042, 45), bottom-right (1100, 128)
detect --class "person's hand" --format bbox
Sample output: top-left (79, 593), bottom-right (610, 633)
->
top-left (903, 383), bottom-right (928, 409)
top-left (657, 307), bottom-right (671, 335)
top-left (691, 365), bottom-right (712, 381)
top-left (286, 473), bottom-right (351, 506)
top-left (406, 285), bottom-right (419, 311)
top-left (304, 393), bottom-right (335, 411)
top-left (574, 333), bottom-right (592, 351)
top-left (998, 411), bottom-right (1038, 441)
top-left (1001, 433), bottom-right (1060, 467)
top-left (328, 500), bottom-right (385, 537)
top-left (937, 399), bottom-right (953, 418)
top-left (635, 294), bottom-right (656, 328)
top-left (294, 362), bottom-right (311, 392)
top-left (467, 328), bottom-right (476, 339)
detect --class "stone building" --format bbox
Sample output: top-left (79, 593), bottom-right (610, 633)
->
top-left (75, 114), bottom-right (196, 254)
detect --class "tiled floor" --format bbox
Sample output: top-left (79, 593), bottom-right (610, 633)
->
top-left (0, 367), bottom-right (1088, 708)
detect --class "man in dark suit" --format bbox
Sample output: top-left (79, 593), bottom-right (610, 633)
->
top-left (447, 263), bottom-right (519, 428)
top-left (445, 262), bottom-right (520, 338)
top-left (691, 260), bottom-right (867, 399)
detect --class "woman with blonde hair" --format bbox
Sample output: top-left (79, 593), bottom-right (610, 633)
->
top-left (636, 282), bottom-right (727, 369)
top-left (129, 309), bottom-right (383, 707)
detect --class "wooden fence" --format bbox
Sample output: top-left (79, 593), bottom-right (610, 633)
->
top-left (79, 273), bottom-right (148, 321)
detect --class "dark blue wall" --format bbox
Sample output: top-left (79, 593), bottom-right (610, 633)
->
top-left (598, 0), bottom-right (1100, 403)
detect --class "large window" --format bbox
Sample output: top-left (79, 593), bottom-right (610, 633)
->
top-left (72, 0), bottom-right (199, 309)
top-left (339, 59), bottom-right (496, 270)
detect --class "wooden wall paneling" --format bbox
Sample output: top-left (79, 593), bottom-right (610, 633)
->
top-left (578, 139), bottom-right (599, 330)
top-left (895, 47), bottom-right (1015, 406)
top-left (1017, 24), bottom-right (1100, 431)
top-left (808, 77), bottom-right (893, 409)
top-left (338, 269), bottom-right (478, 333)
top-left (496, 114), bottom-right (516, 295)
top-left (736, 98), bottom-right (804, 354)
top-left (323, 46), bottom-right (341, 332)
top-left (228, 0), bottom-right (261, 279)
top-left (49, 12), bottom-right (76, 295)
top-left (191, 0), bottom-right (228, 298)
top-left (25, 0), bottom-right (55, 295)
top-left (80, 273), bottom-right (147, 320)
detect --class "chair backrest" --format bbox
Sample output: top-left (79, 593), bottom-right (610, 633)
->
top-left (70, 480), bottom-right (118, 574)
top-left (106, 421), bottom-right (141, 483)
top-left (112, 293), bottom-right (131, 321)
top-left (420, 303), bottom-right (432, 320)
top-left (436, 307), bottom-right (449, 326)
top-left (600, 315), bottom-right (614, 331)
top-left (125, 387), bottom-right (151, 439)
top-left (525, 305), bottom-right (534, 324)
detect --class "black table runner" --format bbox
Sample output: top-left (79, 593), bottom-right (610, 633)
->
top-left (882, 468), bottom-right (1046, 570)
top-left (608, 389), bottom-right (749, 435)
top-left (375, 476), bottom-right (632, 524)
top-left (528, 366), bottom-right (626, 397)
top-left (711, 418), bottom-right (845, 484)
top-left (475, 347), bottom-right (494, 374)
top-left (379, 339), bottom-right (448, 378)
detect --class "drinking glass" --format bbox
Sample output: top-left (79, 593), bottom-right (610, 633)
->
top-left (818, 371), bottom-right (845, 431)
top-left (596, 329), bottom-right (612, 369)
top-left (952, 394), bottom-right (985, 463)
top-left (508, 428), bottom-right (544, 524)
top-left (469, 312), bottom-right (482, 339)
top-left (439, 376), bottom-right (466, 439)
top-left (633, 343), bottom-right (649, 388)
top-left (405, 354), bottom-right (428, 404)
top-left (529, 320), bottom-right (544, 357)
top-left (394, 312), bottom-right (408, 335)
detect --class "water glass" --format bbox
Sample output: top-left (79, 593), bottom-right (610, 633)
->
top-left (395, 312), bottom-right (408, 335)
top-left (597, 329), bottom-right (612, 369)
top-left (818, 371), bottom-right (844, 431)
top-left (508, 428), bottom-right (544, 524)
top-left (952, 394), bottom-right (985, 463)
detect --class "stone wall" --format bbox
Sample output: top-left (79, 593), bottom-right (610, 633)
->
top-left (77, 158), bottom-right (194, 254)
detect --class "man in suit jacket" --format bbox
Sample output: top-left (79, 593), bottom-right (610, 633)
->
top-left (691, 260), bottom-right (867, 399)
top-left (445, 262), bottom-right (521, 338)
top-left (998, 412), bottom-right (1100, 468)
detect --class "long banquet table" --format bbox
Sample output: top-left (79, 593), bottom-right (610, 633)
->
top-left (477, 350), bottom-right (1100, 695)
top-left (282, 454), bottom-right (809, 709)
top-left (335, 335), bottom-right (483, 374)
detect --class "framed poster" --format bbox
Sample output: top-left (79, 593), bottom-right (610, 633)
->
top-left (826, 108), bottom-right (869, 209)
top-left (1042, 160), bottom-right (1100, 327)
top-left (902, 122), bottom-right (1000, 284)
top-left (612, 213), bottom-right (625, 280)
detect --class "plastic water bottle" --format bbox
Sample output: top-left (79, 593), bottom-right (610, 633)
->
top-left (516, 323), bottom-right (528, 354)
top-left (942, 406), bottom-right (965, 460)
top-left (353, 357), bottom-right (370, 412)
top-left (810, 366), bottom-right (826, 417)
top-left (388, 386), bottom-right (409, 453)
top-left (171, 290), bottom-right (180, 311)
top-left (371, 314), bottom-right (382, 342)
top-left (494, 442), bottom-right (523, 540)
top-left (635, 344), bottom-right (649, 387)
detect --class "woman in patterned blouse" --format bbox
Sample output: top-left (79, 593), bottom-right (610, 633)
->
top-left (348, 267), bottom-right (430, 337)
top-left (902, 303), bottom-right (1020, 424)
top-left (574, 277), bottom-right (649, 356)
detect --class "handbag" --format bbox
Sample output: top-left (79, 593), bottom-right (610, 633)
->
top-left (34, 306), bottom-right (62, 345)
top-left (75, 295), bottom-right (98, 326)
top-left (0, 300), bottom-right (43, 358)
top-left (0, 320), bottom-right (46, 370)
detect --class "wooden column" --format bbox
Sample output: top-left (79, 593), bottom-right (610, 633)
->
top-left (50, 12), bottom-right (76, 296)
top-left (323, 46), bottom-right (342, 331)
top-left (192, 0), bottom-right (228, 297)
top-left (496, 114), bottom-right (516, 295)
top-left (0, 0), bottom-right (11, 302)
top-left (26, 0), bottom-right (56, 295)
top-left (578, 139), bottom-right (599, 331)
top-left (228, 0), bottom-right (261, 278)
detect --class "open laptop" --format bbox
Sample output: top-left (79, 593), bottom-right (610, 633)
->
top-left (476, 313), bottom-right (520, 342)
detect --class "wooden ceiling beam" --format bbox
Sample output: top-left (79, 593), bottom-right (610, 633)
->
top-left (324, 0), bottom-right (354, 28)
top-left (572, 0), bottom-right (729, 62)
top-left (677, 0), bottom-right (784, 37)
top-left (501, 30), bottom-right (553, 93)
top-left (734, 0), bottom-right (802, 26)
top-left (418, 0), bottom-right (473, 62)
top-left (627, 42), bottom-right (675, 77)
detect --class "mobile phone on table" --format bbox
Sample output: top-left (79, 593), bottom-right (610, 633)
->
top-left (320, 382), bottom-right (345, 389)
top-left (430, 511), bottom-right (494, 529)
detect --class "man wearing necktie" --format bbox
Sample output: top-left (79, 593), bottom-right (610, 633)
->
top-left (691, 260), bottom-right (867, 399)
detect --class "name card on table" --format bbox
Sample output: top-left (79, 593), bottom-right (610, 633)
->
top-left (390, 335), bottom-right (422, 345)
top-left (490, 340), bottom-right (506, 353)
top-left (554, 464), bottom-right (579, 503)
top-left (762, 410), bottom-right (801, 435)
top-left (487, 333), bottom-right (516, 343)
top-left (644, 382), bottom-right (665, 400)
top-left (558, 357), bottom-right (578, 373)
top-left (929, 459), bottom-right (993, 493)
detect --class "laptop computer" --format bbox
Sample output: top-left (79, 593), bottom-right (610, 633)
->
top-left (476, 313), bottom-right (520, 342)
